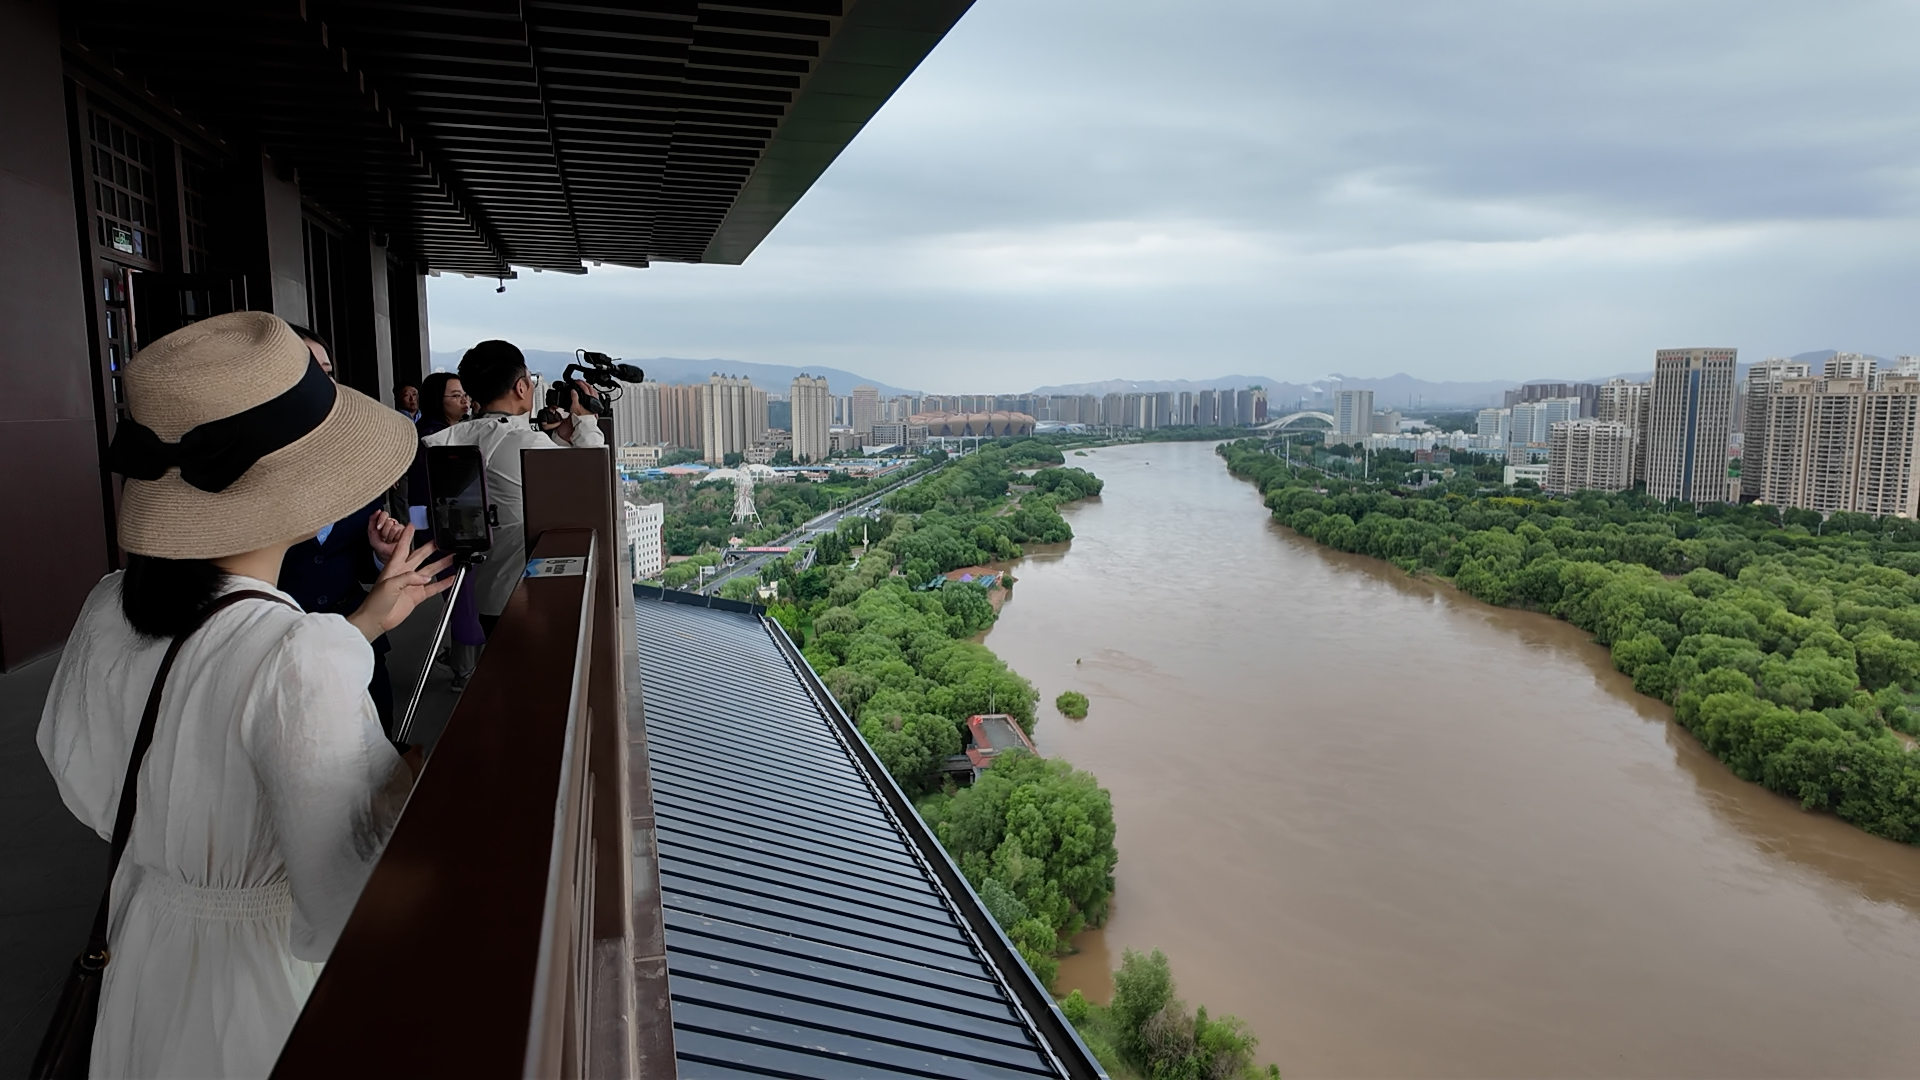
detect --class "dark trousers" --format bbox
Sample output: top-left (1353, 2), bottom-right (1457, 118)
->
top-left (479, 613), bottom-right (500, 637)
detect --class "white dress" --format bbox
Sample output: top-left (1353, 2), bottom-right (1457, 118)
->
top-left (37, 573), bottom-right (409, 1079)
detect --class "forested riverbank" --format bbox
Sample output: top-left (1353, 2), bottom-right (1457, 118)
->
top-left (1219, 438), bottom-right (1920, 844)
top-left (755, 440), bottom-right (1277, 1079)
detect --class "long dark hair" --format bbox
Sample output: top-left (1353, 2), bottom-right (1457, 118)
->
top-left (420, 371), bottom-right (467, 427)
top-left (121, 554), bottom-right (228, 638)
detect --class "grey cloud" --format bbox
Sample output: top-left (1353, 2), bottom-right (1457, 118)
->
top-left (432, 0), bottom-right (1920, 390)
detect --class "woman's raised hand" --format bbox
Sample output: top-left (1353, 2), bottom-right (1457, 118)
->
top-left (366, 509), bottom-right (407, 565)
top-left (347, 525), bottom-right (455, 641)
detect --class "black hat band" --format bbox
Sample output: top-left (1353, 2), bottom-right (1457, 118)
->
top-left (107, 357), bottom-right (337, 493)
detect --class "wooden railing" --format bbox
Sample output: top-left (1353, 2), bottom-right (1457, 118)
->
top-left (273, 443), bottom-right (670, 1079)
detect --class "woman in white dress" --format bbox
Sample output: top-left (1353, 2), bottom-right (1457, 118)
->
top-left (36, 312), bottom-right (453, 1078)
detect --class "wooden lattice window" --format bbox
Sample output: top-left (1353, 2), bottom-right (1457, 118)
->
top-left (181, 154), bottom-right (213, 273)
top-left (88, 110), bottom-right (160, 266)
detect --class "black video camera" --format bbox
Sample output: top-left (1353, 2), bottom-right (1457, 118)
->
top-left (546, 349), bottom-right (644, 418)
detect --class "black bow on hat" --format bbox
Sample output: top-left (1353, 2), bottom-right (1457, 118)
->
top-left (107, 358), bottom-right (336, 493)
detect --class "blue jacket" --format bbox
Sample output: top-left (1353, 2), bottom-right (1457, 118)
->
top-left (278, 499), bottom-right (389, 654)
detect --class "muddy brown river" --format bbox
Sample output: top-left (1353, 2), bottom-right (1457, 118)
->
top-left (984, 441), bottom-right (1920, 1078)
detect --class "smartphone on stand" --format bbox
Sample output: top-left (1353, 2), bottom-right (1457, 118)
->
top-left (426, 444), bottom-right (493, 558)
top-left (397, 445), bottom-right (495, 748)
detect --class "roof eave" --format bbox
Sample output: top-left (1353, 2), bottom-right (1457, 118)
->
top-left (699, 0), bottom-right (973, 265)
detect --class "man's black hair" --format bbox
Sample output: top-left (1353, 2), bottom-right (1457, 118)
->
top-left (458, 339), bottom-right (529, 407)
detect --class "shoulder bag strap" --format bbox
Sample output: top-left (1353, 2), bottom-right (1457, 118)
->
top-left (81, 588), bottom-right (299, 964)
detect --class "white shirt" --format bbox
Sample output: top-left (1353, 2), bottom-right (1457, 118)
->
top-left (420, 412), bottom-right (605, 616)
top-left (38, 573), bottom-right (408, 1079)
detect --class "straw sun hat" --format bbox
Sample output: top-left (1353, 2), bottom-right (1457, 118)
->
top-left (110, 311), bottom-right (417, 559)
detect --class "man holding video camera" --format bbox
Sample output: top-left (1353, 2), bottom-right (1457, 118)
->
top-left (418, 339), bottom-right (605, 635)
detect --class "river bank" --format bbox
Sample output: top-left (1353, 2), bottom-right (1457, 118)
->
top-left (981, 441), bottom-right (1920, 1078)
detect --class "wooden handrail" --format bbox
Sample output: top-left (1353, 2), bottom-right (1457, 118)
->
top-left (273, 439), bottom-right (658, 1079)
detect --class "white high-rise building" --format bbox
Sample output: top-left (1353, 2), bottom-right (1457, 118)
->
top-left (851, 385), bottom-right (880, 434)
top-left (611, 379), bottom-right (662, 446)
top-left (1547, 420), bottom-right (1633, 494)
top-left (1757, 373), bottom-right (1920, 519)
top-left (1596, 379), bottom-right (1651, 486)
top-left (790, 374), bottom-right (832, 463)
top-left (1332, 389), bottom-right (1373, 439)
top-left (625, 501), bottom-right (665, 581)
top-left (1740, 359), bottom-right (1810, 502)
top-left (1508, 401), bottom-right (1542, 447)
top-left (1824, 353), bottom-right (1877, 380)
top-left (1538, 397), bottom-right (1582, 439)
top-left (1476, 407), bottom-right (1509, 448)
top-left (702, 375), bottom-right (768, 464)
top-left (1646, 348), bottom-right (1737, 505)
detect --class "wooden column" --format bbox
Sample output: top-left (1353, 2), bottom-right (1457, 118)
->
top-left (0, 0), bottom-right (108, 668)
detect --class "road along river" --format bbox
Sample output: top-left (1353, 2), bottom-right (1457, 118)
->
top-left (984, 441), bottom-right (1920, 1078)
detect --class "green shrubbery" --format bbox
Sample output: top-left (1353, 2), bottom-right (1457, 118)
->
top-left (921, 752), bottom-right (1116, 986)
top-left (1030, 466), bottom-right (1105, 502)
top-left (1064, 949), bottom-right (1277, 1080)
top-left (659, 550), bottom-right (722, 587)
top-left (804, 581), bottom-right (1034, 781)
top-left (1004, 438), bottom-right (1069, 468)
top-left (1057, 690), bottom-right (1091, 718)
top-left (1220, 438), bottom-right (1920, 843)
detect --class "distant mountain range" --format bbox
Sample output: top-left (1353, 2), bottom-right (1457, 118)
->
top-left (427, 351), bottom-right (921, 397)
top-left (427, 349), bottom-right (1905, 409)
top-left (1031, 374), bottom-right (1523, 409)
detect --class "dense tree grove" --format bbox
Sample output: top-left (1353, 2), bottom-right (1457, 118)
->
top-left (921, 752), bottom-right (1117, 988)
top-left (1004, 440), bottom-right (1068, 467)
top-left (1062, 949), bottom-right (1277, 1080)
top-left (1029, 466), bottom-right (1105, 501)
top-left (758, 440), bottom-right (1118, 980)
top-left (1220, 438), bottom-right (1920, 843)
top-left (879, 447), bottom-right (1102, 585)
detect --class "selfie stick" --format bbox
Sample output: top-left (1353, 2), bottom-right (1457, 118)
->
top-left (393, 559), bottom-right (473, 749)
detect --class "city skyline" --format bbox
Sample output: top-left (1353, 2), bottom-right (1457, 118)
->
top-left (426, 0), bottom-right (1920, 391)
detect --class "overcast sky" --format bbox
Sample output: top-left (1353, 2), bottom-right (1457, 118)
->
top-left (428, 0), bottom-right (1920, 393)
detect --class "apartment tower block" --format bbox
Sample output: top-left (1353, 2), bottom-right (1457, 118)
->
top-left (1645, 348), bottom-right (1737, 505)
top-left (1595, 378), bottom-right (1651, 486)
top-left (1754, 358), bottom-right (1920, 519)
top-left (1332, 389), bottom-right (1374, 440)
top-left (851, 385), bottom-right (880, 435)
top-left (1546, 420), bottom-right (1633, 494)
top-left (791, 374), bottom-right (833, 464)
top-left (1740, 359), bottom-right (1812, 502)
top-left (702, 375), bottom-right (769, 464)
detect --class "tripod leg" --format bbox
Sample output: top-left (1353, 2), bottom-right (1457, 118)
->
top-left (394, 563), bottom-right (469, 749)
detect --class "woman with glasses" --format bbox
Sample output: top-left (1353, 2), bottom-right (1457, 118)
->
top-left (416, 371), bottom-right (469, 437)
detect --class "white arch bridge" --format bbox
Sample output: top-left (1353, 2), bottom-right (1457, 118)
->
top-left (1255, 411), bottom-right (1336, 432)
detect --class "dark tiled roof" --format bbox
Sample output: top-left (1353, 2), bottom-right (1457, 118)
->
top-left (633, 592), bottom-right (1101, 1079)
